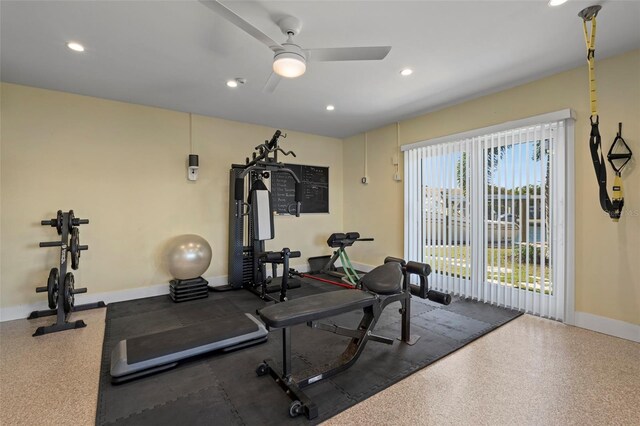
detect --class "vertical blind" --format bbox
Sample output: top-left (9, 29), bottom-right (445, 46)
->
top-left (404, 118), bottom-right (568, 320)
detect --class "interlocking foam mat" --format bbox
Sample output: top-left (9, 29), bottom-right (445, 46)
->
top-left (96, 279), bottom-right (522, 425)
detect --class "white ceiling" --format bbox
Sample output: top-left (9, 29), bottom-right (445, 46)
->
top-left (1, 1), bottom-right (639, 138)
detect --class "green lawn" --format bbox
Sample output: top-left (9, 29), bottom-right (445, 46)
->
top-left (425, 245), bottom-right (553, 295)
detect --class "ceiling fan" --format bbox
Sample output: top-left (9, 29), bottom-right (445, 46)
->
top-left (199, 0), bottom-right (392, 93)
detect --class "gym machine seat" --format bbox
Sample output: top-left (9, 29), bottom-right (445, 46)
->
top-left (110, 313), bottom-right (267, 383)
top-left (256, 248), bottom-right (301, 302)
top-left (255, 258), bottom-right (451, 419)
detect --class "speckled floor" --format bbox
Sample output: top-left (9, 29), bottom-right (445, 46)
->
top-left (0, 308), bottom-right (106, 425)
top-left (1, 310), bottom-right (638, 426)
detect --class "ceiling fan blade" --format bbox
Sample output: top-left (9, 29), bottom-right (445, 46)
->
top-left (199, 1), bottom-right (283, 52)
top-left (263, 72), bottom-right (282, 93)
top-left (305, 46), bottom-right (391, 62)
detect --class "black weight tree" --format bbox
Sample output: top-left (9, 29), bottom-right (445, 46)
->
top-left (29, 210), bottom-right (105, 336)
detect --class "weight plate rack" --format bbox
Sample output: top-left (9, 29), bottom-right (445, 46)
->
top-left (29, 209), bottom-right (105, 336)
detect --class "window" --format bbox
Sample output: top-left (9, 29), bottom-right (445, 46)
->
top-left (403, 110), bottom-right (574, 320)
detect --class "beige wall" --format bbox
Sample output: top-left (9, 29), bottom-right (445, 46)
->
top-left (343, 126), bottom-right (405, 265)
top-left (1, 50), bottom-right (638, 325)
top-left (343, 49), bottom-right (640, 325)
top-left (0, 83), bottom-right (343, 308)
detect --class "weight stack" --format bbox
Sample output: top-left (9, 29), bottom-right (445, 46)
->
top-left (169, 277), bottom-right (209, 303)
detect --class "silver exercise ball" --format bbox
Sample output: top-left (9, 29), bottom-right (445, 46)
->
top-left (167, 234), bottom-right (212, 280)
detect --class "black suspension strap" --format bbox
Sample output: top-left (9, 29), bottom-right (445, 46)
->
top-left (580, 5), bottom-right (632, 222)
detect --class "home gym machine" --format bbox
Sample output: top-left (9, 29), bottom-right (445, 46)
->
top-left (110, 130), bottom-right (302, 382)
top-left (256, 257), bottom-right (451, 419)
top-left (29, 209), bottom-right (105, 336)
top-left (307, 232), bottom-right (374, 286)
top-left (214, 129), bottom-right (304, 302)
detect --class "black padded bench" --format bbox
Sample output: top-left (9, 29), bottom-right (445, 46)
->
top-left (255, 258), bottom-right (451, 419)
top-left (259, 289), bottom-right (377, 328)
top-left (326, 231), bottom-right (362, 248)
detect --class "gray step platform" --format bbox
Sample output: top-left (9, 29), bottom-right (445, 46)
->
top-left (110, 313), bottom-right (267, 383)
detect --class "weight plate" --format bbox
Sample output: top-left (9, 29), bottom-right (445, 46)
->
top-left (70, 227), bottom-right (80, 270)
top-left (63, 272), bottom-right (75, 314)
top-left (55, 210), bottom-right (64, 235)
top-left (67, 210), bottom-right (75, 232)
top-left (47, 268), bottom-right (59, 309)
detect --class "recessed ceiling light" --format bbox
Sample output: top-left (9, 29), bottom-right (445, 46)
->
top-left (548, 0), bottom-right (568, 6)
top-left (400, 68), bottom-right (413, 76)
top-left (66, 42), bottom-right (85, 52)
top-left (326, 105), bottom-right (335, 111)
top-left (226, 78), bottom-right (246, 88)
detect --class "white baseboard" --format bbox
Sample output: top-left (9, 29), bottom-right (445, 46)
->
top-left (204, 274), bottom-right (233, 289)
top-left (0, 262), bottom-right (313, 322)
top-left (574, 312), bottom-right (640, 342)
top-left (0, 302), bottom-right (58, 323)
top-left (11, 264), bottom-right (635, 343)
top-left (1, 273), bottom-right (227, 322)
top-left (352, 262), bottom-right (639, 343)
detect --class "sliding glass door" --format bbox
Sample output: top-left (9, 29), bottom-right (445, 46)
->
top-left (404, 119), bottom-right (568, 320)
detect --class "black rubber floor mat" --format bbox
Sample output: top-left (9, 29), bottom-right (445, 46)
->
top-left (96, 280), bottom-right (522, 425)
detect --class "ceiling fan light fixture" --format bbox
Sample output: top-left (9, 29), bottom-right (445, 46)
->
top-left (548, 0), bottom-right (568, 6)
top-left (273, 51), bottom-right (306, 78)
top-left (400, 68), bottom-right (413, 76)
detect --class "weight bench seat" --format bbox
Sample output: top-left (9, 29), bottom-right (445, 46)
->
top-left (258, 289), bottom-right (377, 328)
top-left (360, 261), bottom-right (403, 295)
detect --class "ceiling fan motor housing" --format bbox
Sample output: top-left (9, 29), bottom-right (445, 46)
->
top-left (277, 16), bottom-right (303, 36)
top-left (275, 43), bottom-right (306, 60)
